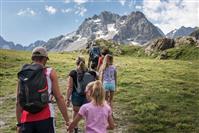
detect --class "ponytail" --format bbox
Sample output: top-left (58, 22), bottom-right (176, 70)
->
top-left (91, 80), bottom-right (105, 106)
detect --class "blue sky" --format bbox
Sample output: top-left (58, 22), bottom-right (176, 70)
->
top-left (0, 0), bottom-right (198, 46)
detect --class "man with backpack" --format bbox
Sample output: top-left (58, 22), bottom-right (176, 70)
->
top-left (88, 41), bottom-right (101, 71)
top-left (16, 47), bottom-right (69, 133)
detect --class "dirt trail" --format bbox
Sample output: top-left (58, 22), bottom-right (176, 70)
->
top-left (0, 79), bottom-right (128, 133)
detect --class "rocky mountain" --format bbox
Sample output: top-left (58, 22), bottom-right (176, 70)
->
top-left (166, 26), bottom-right (198, 38)
top-left (190, 28), bottom-right (199, 40)
top-left (0, 36), bottom-right (46, 51)
top-left (44, 11), bottom-right (165, 51)
top-left (145, 36), bottom-right (199, 55)
top-left (0, 36), bottom-right (24, 50)
top-left (26, 40), bottom-right (46, 51)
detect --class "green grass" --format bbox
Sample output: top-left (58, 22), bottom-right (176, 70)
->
top-left (166, 45), bottom-right (199, 60)
top-left (0, 49), bottom-right (199, 133)
top-left (115, 56), bottom-right (199, 133)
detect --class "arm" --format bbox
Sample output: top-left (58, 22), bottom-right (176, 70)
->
top-left (114, 70), bottom-right (117, 91)
top-left (68, 114), bottom-right (82, 132)
top-left (16, 81), bottom-right (22, 132)
top-left (96, 57), bottom-right (101, 71)
top-left (107, 114), bottom-right (115, 130)
top-left (66, 76), bottom-right (73, 107)
top-left (50, 69), bottom-right (69, 124)
top-left (88, 53), bottom-right (91, 70)
top-left (99, 70), bottom-right (104, 83)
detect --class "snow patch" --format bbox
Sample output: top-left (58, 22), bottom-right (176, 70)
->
top-left (172, 29), bottom-right (177, 34)
top-left (93, 18), bottom-right (101, 23)
top-left (65, 37), bottom-right (88, 51)
top-left (107, 24), bottom-right (117, 32)
top-left (130, 41), bottom-right (141, 46)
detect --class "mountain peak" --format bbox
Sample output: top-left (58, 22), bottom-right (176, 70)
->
top-left (129, 11), bottom-right (146, 19)
top-left (166, 26), bottom-right (198, 38)
top-left (100, 11), bottom-right (117, 16)
top-left (72, 11), bottom-right (164, 50)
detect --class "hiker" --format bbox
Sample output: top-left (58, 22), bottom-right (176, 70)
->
top-left (16, 47), bottom-right (69, 133)
top-left (99, 54), bottom-right (117, 109)
top-left (88, 41), bottom-right (101, 71)
top-left (68, 80), bottom-right (115, 133)
top-left (97, 47), bottom-right (110, 71)
top-left (66, 56), bottom-right (97, 133)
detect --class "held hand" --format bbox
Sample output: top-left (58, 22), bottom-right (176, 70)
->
top-left (16, 127), bottom-right (20, 133)
top-left (67, 125), bottom-right (73, 133)
top-left (67, 122), bottom-right (75, 133)
top-left (65, 121), bottom-right (72, 133)
top-left (66, 99), bottom-right (70, 107)
top-left (65, 121), bottom-right (70, 126)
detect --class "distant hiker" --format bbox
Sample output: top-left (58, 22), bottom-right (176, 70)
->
top-left (97, 47), bottom-right (110, 71)
top-left (88, 41), bottom-right (101, 70)
top-left (16, 47), bottom-right (69, 133)
top-left (99, 54), bottom-right (117, 109)
top-left (66, 56), bottom-right (97, 133)
top-left (68, 80), bottom-right (115, 133)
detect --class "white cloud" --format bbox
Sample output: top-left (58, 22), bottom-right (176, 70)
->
top-left (61, 8), bottom-right (72, 13)
top-left (142, 0), bottom-right (199, 34)
top-left (45, 5), bottom-right (57, 15)
top-left (118, 0), bottom-right (126, 6)
top-left (74, 0), bottom-right (88, 5)
top-left (75, 6), bottom-right (87, 17)
top-left (17, 8), bottom-right (36, 16)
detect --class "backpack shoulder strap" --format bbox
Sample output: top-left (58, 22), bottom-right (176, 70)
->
top-left (46, 67), bottom-right (52, 77)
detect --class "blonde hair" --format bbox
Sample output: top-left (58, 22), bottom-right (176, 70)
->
top-left (76, 56), bottom-right (87, 71)
top-left (86, 81), bottom-right (95, 93)
top-left (91, 80), bottom-right (105, 106)
top-left (99, 54), bottom-right (113, 80)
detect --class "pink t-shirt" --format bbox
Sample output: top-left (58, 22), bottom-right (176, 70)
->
top-left (78, 102), bottom-right (112, 133)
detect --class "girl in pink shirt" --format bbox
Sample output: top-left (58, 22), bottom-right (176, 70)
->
top-left (68, 80), bottom-right (114, 133)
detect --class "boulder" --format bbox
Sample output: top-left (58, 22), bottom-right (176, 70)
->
top-left (145, 38), bottom-right (175, 55)
top-left (174, 36), bottom-right (197, 47)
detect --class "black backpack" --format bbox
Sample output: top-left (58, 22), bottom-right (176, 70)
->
top-left (89, 46), bottom-right (101, 66)
top-left (75, 71), bottom-right (96, 95)
top-left (17, 64), bottom-right (49, 114)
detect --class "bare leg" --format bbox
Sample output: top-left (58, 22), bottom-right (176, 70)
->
top-left (105, 91), bottom-right (110, 104)
top-left (109, 91), bottom-right (114, 109)
top-left (73, 106), bottom-right (80, 129)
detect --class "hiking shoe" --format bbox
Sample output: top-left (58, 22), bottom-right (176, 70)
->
top-left (74, 128), bottom-right (78, 133)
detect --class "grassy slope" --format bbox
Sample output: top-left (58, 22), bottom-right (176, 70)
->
top-left (166, 45), bottom-right (199, 60)
top-left (0, 49), bottom-right (199, 133)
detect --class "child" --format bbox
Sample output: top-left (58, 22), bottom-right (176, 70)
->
top-left (85, 81), bottom-right (95, 102)
top-left (68, 80), bottom-right (114, 133)
top-left (99, 54), bottom-right (117, 109)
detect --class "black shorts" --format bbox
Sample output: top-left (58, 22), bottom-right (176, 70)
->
top-left (20, 118), bottom-right (55, 133)
top-left (72, 91), bottom-right (88, 107)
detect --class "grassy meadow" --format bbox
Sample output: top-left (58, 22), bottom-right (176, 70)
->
top-left (0, 49), bottom-right (199, 133)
